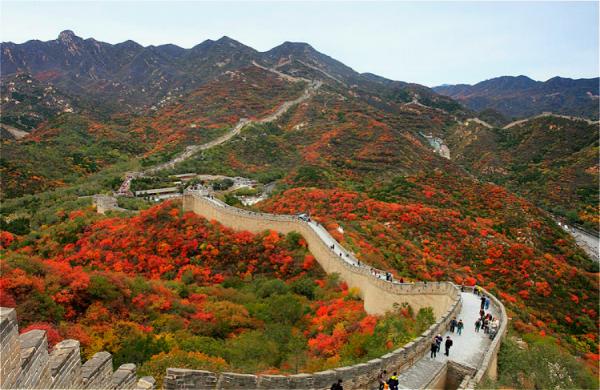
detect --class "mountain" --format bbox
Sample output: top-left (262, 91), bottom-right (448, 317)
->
top-left (1, 73), bottom-right (78, 132)
top-left (445, 116), bottom-right (599, 230)
top-left (434, 75), bottom-right (599, 120)
top-left (2, 31), bottom-right (466, 118)
top-left (0, 31), bottom-right (598, 389)
top-left (1, 31), bottom-right (266, 111)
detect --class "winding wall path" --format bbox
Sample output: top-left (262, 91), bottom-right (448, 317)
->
top-left (465, 112), bottom-right (600, 130)
top-left (181, 191), bottom-right (507, 389)
top-left (97, 68), bottom-right (508, 388)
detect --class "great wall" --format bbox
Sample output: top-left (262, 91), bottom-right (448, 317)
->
top-left (2, 66), bottom-right (508, 389)
top-left (0, 191), bottom-right (507, 390)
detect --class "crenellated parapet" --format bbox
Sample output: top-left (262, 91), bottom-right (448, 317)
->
top-left (161, 295), bottom-right (461, 389)
top-left (0, 308), bottom-right (154, 390)
top-left (1, 190), bottom-right (507, 390)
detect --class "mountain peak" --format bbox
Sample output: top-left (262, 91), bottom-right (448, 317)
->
top-left (58, 30), bottom-right (79, 42)
top-left (215, 36), bottom-right (242, 47)
top-left (279, 41), bottom-right (315, 51)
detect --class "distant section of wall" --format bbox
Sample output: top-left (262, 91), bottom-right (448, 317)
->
top-left (0, 307), bottom-right (153, 390)
top-left (183, 193), bottom-right (459, 318)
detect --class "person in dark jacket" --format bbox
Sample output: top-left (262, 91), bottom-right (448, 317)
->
top-left (449, 317), bottom-right (457, 332)
top-left (457, 319), bottom-right (464, 335)
top-left (430, 337), bottom-right (438, 358)
top-left (480, 296), bottom-right (486, 309)
top-left (330, 379), bottom-right (343, 390)
top-left (435, 334), bottom-right (443, 352)
top-left (387, 372), bottom-right (399, 390)
top-left (378, 370), bottom-right (388, 390)
top-left (444, 336), bottom-right (453, 356)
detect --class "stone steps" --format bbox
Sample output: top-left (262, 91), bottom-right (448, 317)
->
top-left (397, 357), bottom-right (446, 389)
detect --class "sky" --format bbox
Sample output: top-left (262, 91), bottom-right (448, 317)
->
top-left (1, 1), bottom-right (598, 86)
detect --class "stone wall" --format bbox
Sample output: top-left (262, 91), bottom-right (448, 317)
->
top-left (0, 307), bottom-right (154, 389)
top-left (163, 297), bottom-right (462, 390)
top-left (182, 193), bottom-right (458, 319)
top-left (1, 191), bottom-right (506, 390)
top-left (457, 286), bottom-right (508, 389)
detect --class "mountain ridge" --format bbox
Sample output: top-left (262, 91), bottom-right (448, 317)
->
top-left (434, 75), bottom-right (599, 120)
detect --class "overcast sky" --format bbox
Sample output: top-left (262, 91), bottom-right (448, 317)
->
top-left (1, 1), bottom-right (598, 86)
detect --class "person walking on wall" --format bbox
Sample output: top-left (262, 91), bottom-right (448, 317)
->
top-left (444, 336), bottom-right (453, 356)
top-left (480, 295), bottom-right (486, 310)
top-left (430, 337), bottom-right (438, 358)
top-left (485, 296), bottom-right (490, 310)
top-left (449, 317), bottom-right (457, 333)
top-left (435, 334), bottom-right (443, 353)
top-left (475, 318), bottom-right (481, 332)
top-left (378, 370), bottom-right (388, 390)
top-left (457, 319), bottom-right (464, 335)
top-left (387, 372), bottom-right (399, 390)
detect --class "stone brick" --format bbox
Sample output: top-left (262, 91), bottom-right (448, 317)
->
top-left (136, 376), bottom-right (156, 390)
top-left (82, 351), bottom-right (113, 389)
top-left (0, 308), bottom-right (20, 389)
top-left (50, 339), bottom-right (82, 389)
top-left (112, 363), bottom-right (137, 389)
top-left (164, 368), bottom-right (218, 389)
top-left (218, 372), bottom-right (258, 389)
top-left (313, 370), bottom-right (337, 389)
top-left (287, 373), bottom-right (313, 389)
top-left (17, 329), bottom-right (52, 389)
top-left (257, 374), bottom-right (289, 389)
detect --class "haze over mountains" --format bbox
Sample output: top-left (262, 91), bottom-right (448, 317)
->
top-left (434, 75), bottom-right (599, 121)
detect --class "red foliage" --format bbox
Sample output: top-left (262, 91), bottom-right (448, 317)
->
top-left (20, 323), bottom-right (61, 348)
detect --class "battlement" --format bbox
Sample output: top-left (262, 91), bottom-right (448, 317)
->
top-left (1, 192), bottom-right (506, 389)
top-left (0, 308), bottom-right (154, 390)
top-left (162, 295), bottom-right (461, 389)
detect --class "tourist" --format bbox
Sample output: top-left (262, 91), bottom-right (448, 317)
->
top-left (330, 379), bottom-right (343, 390)
top-left (435, 334), bottom-right (443, 353)
top-left (475, 318), bottom-right (481, 333)
top-left (430, 337), bottom-right (438, 358)
top-left (485, 297), bottom-right (490, 310)
top-left (444, 336), bottom-right (453, 356)
top-left (483, 318), bottom-right (489, 334)
top-left (378, 369), bottom-right (388, 390)
top-left (457, 319), bottom-right (464, 335)
top-left (400, 277), bottom-right (404, 283)
top-left (449, 317), bottom-right (457, 333)
top-left (479, 308), bottom-right (485, 319)
top-left (480, 296), bottom-right (486, 310)
top-left (387, 372), bottom-right (399, 390)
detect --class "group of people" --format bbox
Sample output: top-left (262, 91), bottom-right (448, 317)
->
top-left (377, 370), bottom-right (399, 390)
top-left (430, 334), bottom-right (453, 358)
top-left (476, 294), bottom-right (499, 338)
top-left (331, 370), bottom-right (402, 390)
top-left (449, 316), bottom-right (464, 335)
